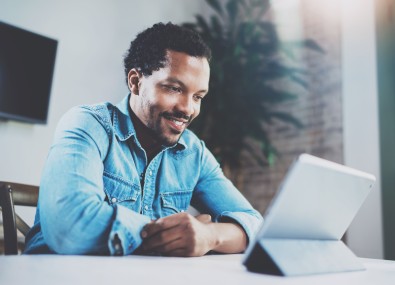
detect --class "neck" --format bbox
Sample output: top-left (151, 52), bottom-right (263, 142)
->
top-left (129, 107), bottom-right (162, 163)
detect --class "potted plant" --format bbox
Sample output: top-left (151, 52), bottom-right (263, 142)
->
top-left (183, 0), bottom-right (323, 186)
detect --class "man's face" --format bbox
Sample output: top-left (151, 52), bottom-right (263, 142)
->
top-left (129, 50), bottom-right (210, 146)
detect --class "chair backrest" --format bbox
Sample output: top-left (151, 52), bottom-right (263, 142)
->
top-left (0, 181), bottom-right (39, 255)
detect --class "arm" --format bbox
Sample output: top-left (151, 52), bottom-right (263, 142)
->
top-left (39, 106), bottom-right (150, 255)
top-left (141, 141), bottom-right (262, 257)
top-left (141, 213), bottom-right (247, 256)
top-left (191, 141), bottom-right (263, 247)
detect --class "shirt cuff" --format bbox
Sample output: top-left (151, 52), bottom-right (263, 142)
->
top-left (215, 211), bottom-right (263, 246)
top-left (108, 204), bottom-right (151, 255)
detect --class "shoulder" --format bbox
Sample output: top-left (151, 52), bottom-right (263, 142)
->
top-left (57, 102), bottom-right (115, 136)
top-left (53, 102), bottom-right (117, 159)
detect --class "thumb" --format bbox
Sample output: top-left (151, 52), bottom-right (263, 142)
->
top-left (195, 214), bottom-right (212, 224)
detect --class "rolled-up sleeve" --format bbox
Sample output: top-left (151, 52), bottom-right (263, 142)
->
top-left (108, 205), bottom-right (150, 255)
top-left (191, 141), bottom-right (263, 245)
top-left (39, 107), bottom-right (149, 255)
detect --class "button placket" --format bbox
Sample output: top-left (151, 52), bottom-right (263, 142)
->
top-left (141, 156), bottom-right (161, 217)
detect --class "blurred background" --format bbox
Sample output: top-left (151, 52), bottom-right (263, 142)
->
top-left (0, 0), bottom-right (394, 260)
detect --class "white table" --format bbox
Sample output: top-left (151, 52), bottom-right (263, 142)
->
top-left (0, 254), bottom-right (394, 285)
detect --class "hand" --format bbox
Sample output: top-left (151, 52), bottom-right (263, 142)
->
top-left (140, 213), bottom-right (217, 257)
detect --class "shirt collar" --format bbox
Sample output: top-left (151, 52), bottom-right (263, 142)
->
top-left (113, 94), bottom-right (187, 151)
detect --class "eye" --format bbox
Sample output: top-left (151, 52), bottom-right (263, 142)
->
top-left (193, 94), bottom-right (204, 102)
top-left (163, 85), bottom-right (182, 93)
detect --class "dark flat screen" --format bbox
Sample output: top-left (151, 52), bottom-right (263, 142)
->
top-left (0, 21), bottom-right (57, 124)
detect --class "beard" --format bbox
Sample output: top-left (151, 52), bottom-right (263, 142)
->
top-left (143, 104), bottom-right (191, 147)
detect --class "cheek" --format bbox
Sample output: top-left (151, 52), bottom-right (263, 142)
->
top-left (151, 90), bottom-right (176, 109)
top-left (193, 104), bottom-right (201, 118)
top-left (141, 91), bottom-right (162, 112)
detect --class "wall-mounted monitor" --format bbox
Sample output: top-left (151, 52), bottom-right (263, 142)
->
top-left (0, 21), bottom-right (58, 124)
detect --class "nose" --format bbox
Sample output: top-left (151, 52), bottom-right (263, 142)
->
top-left (176, 95), bottom-right (194, 117)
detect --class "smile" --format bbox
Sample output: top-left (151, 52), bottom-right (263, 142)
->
top-left (163, 116), bottom-right (188, 133)
top-left (171, 119), bottom-right (184, 126)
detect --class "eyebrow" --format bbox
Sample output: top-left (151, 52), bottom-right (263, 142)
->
top-left (165, 77), bottom-right (208, 94)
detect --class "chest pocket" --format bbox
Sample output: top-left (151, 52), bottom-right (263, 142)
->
top-left (103, 172), bottom-right (141, 212)
top-left (160, 190), bottom-right (193, 217)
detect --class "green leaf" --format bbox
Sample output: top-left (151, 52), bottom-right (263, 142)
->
top-left (282, 39), bottom-right (325, 54)
top-left (303, 39), bottom-right (325, 53)
top-left (206, 0), bottom-right (224, 17)
top-left (244, 142), bottom-right (268, 167)
top-left (251, 0), bottom-right (271, 22)
top-left (267, 111), bottom-right (304, 128)
top-left (210, 15), bottom-right (223, 38)
top-left (234, 44), bottom-right (243, 56)
top-left (267, 151), bottom-right (276, 166)
top-left (196, 15), bottom-right (212, 39)
top-left (182, 23), bottom-right (197, 31)
top-left (289, 74), bottom-right (308, 89)
top-left (226, 0), bottom-right (239, 24)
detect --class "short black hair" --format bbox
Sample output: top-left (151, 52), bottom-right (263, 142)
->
top-left (123, 22), bottom-right (211, 83)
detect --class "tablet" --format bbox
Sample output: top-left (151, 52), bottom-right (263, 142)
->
top-left (243, 153), bottom-right (375, 260)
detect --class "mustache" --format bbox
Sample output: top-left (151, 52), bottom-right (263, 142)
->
top-left (162, 111), bottom-right (191, 123)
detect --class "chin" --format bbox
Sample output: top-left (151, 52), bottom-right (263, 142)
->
top-left (162, 138), bottom-right (180, 147)
top-left (159, 134), bottom-right (182, 147)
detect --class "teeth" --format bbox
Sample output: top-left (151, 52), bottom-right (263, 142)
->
top-left (172, 119), bottom-right (183, 126)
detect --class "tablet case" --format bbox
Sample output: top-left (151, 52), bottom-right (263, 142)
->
top-left (244, 239), bottom-right (365, 276)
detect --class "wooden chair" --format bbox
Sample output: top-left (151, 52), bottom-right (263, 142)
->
top-left (0, 181), bottom-right (39, 255)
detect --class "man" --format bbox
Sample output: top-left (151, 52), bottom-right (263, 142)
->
top-left (24, 22), bottom-right (262, 256)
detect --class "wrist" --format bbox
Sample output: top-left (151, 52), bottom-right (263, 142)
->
top-left (207, 223), bottom-right (222, 251)
top-left (206, 222), bottom-right (247, 254)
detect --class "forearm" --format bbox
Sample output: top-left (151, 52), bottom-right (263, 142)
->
top-left (208, 222), bottom-right (247, 254)
top-left (194, 146), bottom-right (263, 249)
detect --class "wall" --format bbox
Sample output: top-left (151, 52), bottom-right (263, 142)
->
top-left (376, 0), bottom-right (395, 260)
top-left (0, 0), bottom-right (204, 225)
top-left (342, 0), bottom-right (383, 259)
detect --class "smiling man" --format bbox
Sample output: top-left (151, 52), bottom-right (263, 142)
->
top-left (24, 23), bottom-right (262, 256)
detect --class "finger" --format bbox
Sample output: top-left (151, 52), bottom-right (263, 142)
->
top-left (140, 220), bottom-right (156, 238)
top-left (141, 219), bottom-right (176, 239)
top-left (195, 214), bottom-right (212, 224)
top-left (141, 212), bottom-right (189, 238)
top-left (163, 244), bottom-right (202, 257)
top-left (149, 236), bottom-right (186, 255)
top-left (143, 223), bottom-right (184, 250)
top-left (163, 248), bottom-right (189, 257)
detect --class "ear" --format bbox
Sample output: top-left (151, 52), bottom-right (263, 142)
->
top-left (127, 69), bottom-right (142, 95)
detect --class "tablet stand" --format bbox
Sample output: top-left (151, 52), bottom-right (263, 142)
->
top-left (243, 238), bottom-right (365, 276)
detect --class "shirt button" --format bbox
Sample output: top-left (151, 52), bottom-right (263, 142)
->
top-left (111, 197), bottom-right (117, 203)
top-left (144, 205), bottom-right (149, 210)
top-left (149, 170), bottom-right (153, 176)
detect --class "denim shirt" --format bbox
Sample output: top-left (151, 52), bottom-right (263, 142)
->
top-left (24, 95), bottom-right (263, 255)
